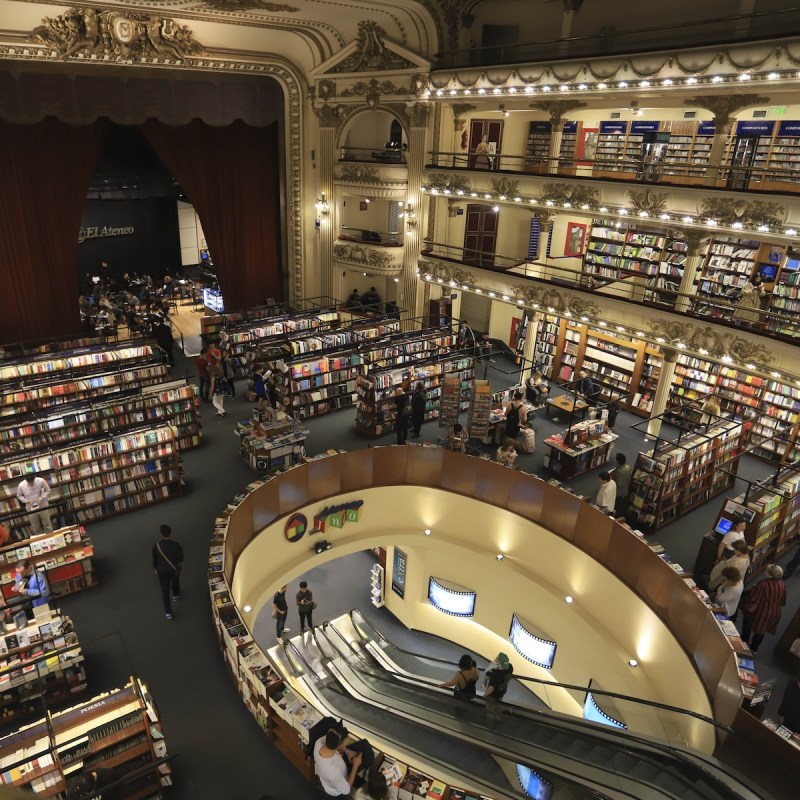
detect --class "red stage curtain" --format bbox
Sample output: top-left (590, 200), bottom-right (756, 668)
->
top-left (142, 120), bottom-right (281, 310)
top-left (0, 118), bottom-right (107, 343)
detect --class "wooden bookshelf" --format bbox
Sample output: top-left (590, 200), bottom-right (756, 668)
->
top-left (766, 252), bottom-right (800, 337)
top-left (543, 418), bottom-right (618, 479)
top-left (513, 314), bottom-right (530, 365)
top-left (692, 237), bottom-right (760, 319)
top-left (628, 419), bottom-right (746, 530)
top-left (0, 525), bottom-right (95, 600)
top-left (557, 120), bottom-right (580, 173)
top-left (534, 314), bottom-right (560, 379)
top-left (583, 221), bottom-right (667, 284)
top-left (646, 234), bottom-right (689, 307)
top-left (592, 121), bottom-right (633, 177)
top-left (524, 121), bottom-right (551, 173)
top-left (753, 379), bottom-right (800, 463)
top-left (468, 379), bottom-right (492, 440)
top-left (236, 411), bottom-right (309, 471)
top-left (756, 121), bottom-right (800, 191)
top-left (0, 610), bottom-right (86, 732)
top-left (0, 335), bottom-right (107, 363)
top-left (0, 425), bottom-right (182, 537)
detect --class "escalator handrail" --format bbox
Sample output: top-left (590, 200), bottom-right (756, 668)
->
top-left (316, 625), bottom-right (757, 800)
top-left (348, 609), bottom-right (733, 735)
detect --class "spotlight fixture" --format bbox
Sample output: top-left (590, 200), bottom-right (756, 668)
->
top-left (496, 554), bottom-right (504, 561)
top-left (243, 605), bottom-right (252, 613)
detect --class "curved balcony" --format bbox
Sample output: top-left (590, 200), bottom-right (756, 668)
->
top-left (334, 232), bottom-right (405, 277)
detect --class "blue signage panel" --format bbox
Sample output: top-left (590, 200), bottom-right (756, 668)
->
top-left (630, 121), bottom-right (660, 133)
top-left (778, 120), bottom-right (800, 137)
top-left (698, 122), bottom-right (716, 135)
top-left (529, 121), bottom-right (552, 133)
top-left (600, 121), bottom-right (628, 134)
top-left (736, 120), bottom-right (776, 136)
top-left (562, 121), bottom-right (578, 134)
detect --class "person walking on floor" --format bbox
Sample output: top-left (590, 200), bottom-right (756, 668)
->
top-left (296, 581), bottom-right (314, 632)
top-left (16, 474), bottom-right (53, 537)
top-left (218, 329), bottom-right (236, 396)
top-left (273, 585), bottom-right (289, 641)
top-left (394, 387), bottom-right (410, 445)
top-left (212, 373), bottom-right (230, 418)
top-left (612, 453), bottom-right (632, 516)
top-left (195, 348), bottom-right (210, 402)
top-left (741, 564), bottom-right (787, 654)
top-left (152, 524), bottom-right (183, 620)
top-left (410, 381), bottom-right (426, 438)
top-left (595, 471), bottom-right (617, 514)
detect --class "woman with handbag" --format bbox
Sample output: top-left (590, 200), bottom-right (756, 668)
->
top-left (741, 564), bottom-right (787, 654)
top-left (296, 580), bottom-right (315, 632)
top-left (440, 654), bottom-right (479, 701)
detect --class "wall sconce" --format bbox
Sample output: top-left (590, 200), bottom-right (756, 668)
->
top-left (315, 193), bottom-right (330, 216)
top-left (405, 204), bottom-right (418, 229)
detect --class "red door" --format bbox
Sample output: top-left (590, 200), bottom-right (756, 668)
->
top-left (464, 204), bottom-right (498, 267)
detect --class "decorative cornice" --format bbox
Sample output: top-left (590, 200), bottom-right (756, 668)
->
top-left (334, 243), bottom-right (403, 275)
top-left (450, 102), bottom-right (476, 119)
top-left (329, 21), bottom-right (416, 73)
top-left (28, 7), bottom-right (204, 62)
top-left (417, 259), bottom-right (477, 287)
top-left (540, 182), bottom-right (599, 209)
top-left (491, 177), bottom-right (520, 197)
top-left (698, 198), bottom-right (785, 228)
top-left (312, 103), bottom-right (345, 130)
top-left (683, 94), bottom-right (769, 121)
top-left (339, 79), bottom-right (410, 106)
top-left (509, 285), bottom-right (601, 318)
top-left (530, 99), bottom-right (587, 123)
top-left (627, 189), bottom-right (669, 216)
top-left (424, 172), bottom-right (472, 193)
top-left (407, 101), bottom-right (432, 128)
top-left (648, 319), bottom-right (776, 364)
top-left (338, 165), bottom-right (382, 184)
top-left (199, 1), bottom-right (299, 10)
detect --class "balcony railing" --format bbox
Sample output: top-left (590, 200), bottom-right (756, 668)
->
top-left (339, 146), bottom-right (407, 165)
top-left (433, 8), bottom-right (800, 69)
top-left (420, 240), bottom-right (800, 341)
top-left (426, 150), bottom-right (800, 195)
top-left (338, 226), bottom-right (403, 246)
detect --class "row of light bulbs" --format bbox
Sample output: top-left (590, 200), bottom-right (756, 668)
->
top-left (420, 186), bottom-right (799, 238)
top-left (425, 70), bottom-right (799, 98)
top-left (416, 270), bottom-right (798, 385)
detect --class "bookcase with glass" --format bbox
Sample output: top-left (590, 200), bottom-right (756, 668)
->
top-left (628, 418), bottom-right (746, 530)
top-left (0, 525), bottom-right (95, 600)
top-left (0, 425), bottom-right (181, 537)
top-left (0, 609), bottom-right (86, 730)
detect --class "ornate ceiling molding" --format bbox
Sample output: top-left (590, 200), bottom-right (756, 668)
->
top-left (338, 166), bottom-right (382, 184)
top-left (329, 21), bottom-right (417, 74)
top-left (627, 189), bottom-right (669, 216)
top-left (647, 320), bottom-right (776, 365)
top-left (698, 198), bottom-right (786, 228)
top-left (334, 243), bottom-right (403, 276)
top-left (683, 94), bottom-right (770, 121)
top-left (335, 181), bottom-right (408, 199)
top-left (540, 182), bottom-right (599, 209)
top-left (199, 1), bottom-right (299, 10)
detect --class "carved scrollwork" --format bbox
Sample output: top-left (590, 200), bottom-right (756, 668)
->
top-left (540, 182), bottom-right (599, 209)
top-left (425, 173), bottom-right (472, 194)
top-left (683, 94), bottom-right (769, 121)
top-left (698, 197), bottom-right (785, 228)
top-left (330, 21), bottom-right (416, 73)
top-left (333, 243), bottom-right (402, 275)
top-left (407, 102), bottom-right (432, 128)
top-left (316, 79), bottom-right (336, 101)
top-left (627, 189), bottom-right (669, 216)
top-left (340, 79), bottom-right (409, 107)
top-left (417, 260), bottom-right (476, 287)
top-left (509, 285), bottom-right (600, 318)
top-left (200, 0), bottom-right (299, 9)
top-left (722, 335), bottom-right (776, 366)
top-left (339, 165), bottom-right (382, 183)
top-left (313, 104), bottom-right (345, 129)
top-left (491, 177), bottom-right (519, 197)
top-left (28, 7), bottom-right (203, 62)
top-left (529, 99), bottom-right (586, 123)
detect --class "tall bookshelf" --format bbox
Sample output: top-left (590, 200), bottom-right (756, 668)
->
top-left (661, 121), bottom-right (715, 181)
top-left (0, 609), bottom-right (86, 730)
top-left (534, 315), bottom-right (560, 378)
top-left (648, 234), bottom-right (689, 307)
top-left (0, 425), bottom-right (182, 537)
top-left (514, 314), bottom-right (530, 365)
top-left (356, 355), bottom-right (473, 437)
top-left (0, 381), bottom-right (201, 458)
top-left (0, 335), bottom-right (107, 362)
top-left (524, 121), bottom-right (551, 172)
top-left (759, 121), bottom-right (800, 190)
top-left (692, 237), bottom-right (760, 319)
top-left (592, 121), bottom-right (631, 176)
top-left (0, 676), bottom-right (171, 796)
top-left (468, 379), bottom-right (492, 440)
top-left (583, 222), bottom-right (667, 283)
top-left (766, 252), bottom-right (800, 337)
top-left (628, 419), bottom-right (746, 530)
top-left (753, 379), bottom-right (800, 463)
top-left (557, 120), bottom-right (579, 173)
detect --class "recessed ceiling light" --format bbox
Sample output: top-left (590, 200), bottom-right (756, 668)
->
top-left (243, 605), bottom-right (252, 613)
top-left (424, 528), bottom-right (431, 536)
top-left (628, 659), bottom-right (639, 667)
top-left (565, 595), bottom-right (574, 604)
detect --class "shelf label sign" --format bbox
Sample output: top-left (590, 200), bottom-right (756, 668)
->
top-left (529, 121), bottom-right (552, 133)
top-left (778, 120), bottom-right (800, 137)
top-left (735, 120), bottom-right (775, 135)
top-left (599, 121), bottom-right (628, 133)
top-left (698, 122), bottom-right (716, 135)
top-left (562, 121), bottom-right (578, 134)
top-left (630, 121), bottom-right (660, 133)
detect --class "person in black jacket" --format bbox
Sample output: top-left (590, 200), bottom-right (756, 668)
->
top-left (394, 387), bottom-right (410, 445)
top-left (152, 524), bottom-right (183, 620)
top-left (410, 381), bottom-right (426, 438)
top-left (67, 766), bottom-right (124, 799)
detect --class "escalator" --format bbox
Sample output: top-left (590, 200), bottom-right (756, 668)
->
top-left (274, 613), bottom-right (772, 800)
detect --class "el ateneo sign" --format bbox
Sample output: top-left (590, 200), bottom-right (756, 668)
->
top-left (78, 225), bottom-right (135, 244)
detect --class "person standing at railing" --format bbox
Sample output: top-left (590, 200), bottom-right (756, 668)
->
top-left (474, 134), bottom-right (491, 169)
top-left (733, 272), bottom-right (766, 327)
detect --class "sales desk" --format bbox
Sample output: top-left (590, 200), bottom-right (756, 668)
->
top-left (543, 431), bottom-right (618, 479)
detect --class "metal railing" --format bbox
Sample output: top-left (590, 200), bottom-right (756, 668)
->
top-left (420, 240), bottom-right (800, 340)
top-left (426, 149), bottom-right (800, 194)
top-left (338, 225), bottom-right (403, 246)
top-left (433, 11), bottom-right (800, 69)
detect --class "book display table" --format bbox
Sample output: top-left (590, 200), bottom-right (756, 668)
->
top-left (543, 420), bottom-right (618, 479)
top-left (236, 411), bottom-right (309, 472)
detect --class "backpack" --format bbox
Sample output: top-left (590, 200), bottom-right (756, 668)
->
top-left (304, 715), bottom-right (347, 757)
top-left (490, 666), bottom-right (513, 701)
top-left (505, 404), bottom-right (520, 431)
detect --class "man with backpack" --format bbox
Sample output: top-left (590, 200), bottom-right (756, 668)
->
top-left (484, 652), bottom-right (513, 721)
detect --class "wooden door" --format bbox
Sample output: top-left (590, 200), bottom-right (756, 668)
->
top-left (464, 204), bottom-right (498, 267)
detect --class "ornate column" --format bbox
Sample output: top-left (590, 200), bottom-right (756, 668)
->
top-left (674, 230), bottom-right (708, 313)
top-left (312, 104), bottom-right (344, 301)
top-left (400, 102), bottom-right (431, 326)
top-left (684, 95), bottom-right (767, 186)
top-left (646, 346), bottom-right (679, 439)
top-left (531, 100), bottom-right (586, 174)
top-left (450, 103), bottom-right (475, 168)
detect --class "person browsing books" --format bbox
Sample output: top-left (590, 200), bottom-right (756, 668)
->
top-left (66, 766), bottom-right (124, 799)
top-left (595, 472), bottom-right (617, 514)
top-left (612, 453), bottom-right (632, 515)
top-left (152, 524), bottom-right (183, 620)
top-left (496, 439), bottom-right (518, 467)
top-left (16, 475), bottom-right (53, 536)
top-left (353, 771), bottom-right (389, 800)
top-left (711, 566), bottom-right (744, 619)
top-left (12, 560), bottom-right (51, 608)
top-left (313, 728), bottom-right (362, 799)
top-left (504, 391), bottom-right (527, 439)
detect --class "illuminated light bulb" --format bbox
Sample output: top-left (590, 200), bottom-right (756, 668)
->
top-left (462, 285), bottom-right (468, 291)
top-left (768, 72), bottom-right (779, 80)
top-left (618, 81), bottom-right (628, 88)
top-left (706, 219), bottom-right (718, 226)
top-left (599, 321), bottom-right (608, 327)
top-left (470, 192), bottom-right (477, 197)
top-left (542, 85), bottom-right (552, 92)
top-left (771, 371), bottom-right (781, 378)
top-left (547, 306), bottom-right (555, 313)
top-left (484, 193), bottom-right (492, 199)
top-left (580, 316), bottom-right (589, 322)
top-left (243, 605), bottom-right (252, 613)
top-left (514, 196), bottom-right (522, 202)
top-left (639, 210), bottom-right (649, 217)
top-left (699, 348), bottom-right (708, 355)
top-left (529, 198), bottom-right (537, 204)
top-left (738, 73), bottom-right (751, 81)
top-left (509, 87), bottom-right (517, 94)
top-left (559, 84), bottom-right (569, 92)
top-left (599, 206), bottom-right (608, 212)
top-left (712, 75), bottom-right (723, 83)
top-left (475, 288), bottom-right (482, 294)
top-left (496, 553), bottom-right (504, 561)
top-left (492, 87), bottom-right (501, 94)
top-left (532, 303), bottom-right (540, 309)
top-left (435, 89), bottom-right (443, 96)
top-left (636, 331), bottom-right (644, 336)
top-left (786, 228), bottom-right (797, 235)
top-left (516, 299), bottom-right (524, 305)
top-left (656, 337), bottom-right (664, 343)
top-left (581, 204), bottom-right (589, 209)
top-left (619, 208), bottom-right (629, 215)
top-left (488, 292), bottom-right (496, 298)
top-left (628, 659), bottom-right (639, 668)
top-left (598, 82), bottom-right (607, 89)
top-left (659, 213), bottom-right (670, 220)
top-left (746, 363), bottom-right (755, 370)
top-left (662, 79), bottom-right (673, 86)
top-left (639, 80), bottom-right (650, 88)
top-left (424, 529), bottom-right (431, 535)
top-left (525, 86), bottom-right (534, 93)
top-left (449, 89), bottom-right (457, 95)
top-left (492, 205), bottom-right (500, 212)
top-left (578, 83), bottom-right (587, 90)
top-left (478, 88), bottom-right (486, 94)
top-left (565, 595), bottom-right (574, 604)
top-left (732, 222), bottom-right (743, 229)
top-left (682, 216), bottom-right (694, 223)
top-left (463, 89), bottom-right (471, 95)
top-left (686, 77), bottom-right (698, 84)
top-left (616, 325), bottom-right (625, 332)
top-left (545, 199), bottom-right (554, 206)
top-left (502, 295), bottom-right (509, 301)
top-left (758, 225), bottom-right (769, 232)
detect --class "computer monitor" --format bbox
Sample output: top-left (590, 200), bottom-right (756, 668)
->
top-left (715, 517), bottom-right (734, 535)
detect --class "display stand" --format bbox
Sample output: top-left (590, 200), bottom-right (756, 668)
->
top-left (236, 411), bottom-right (309, 472)
top-left (628, 413), bottom-right (747, 531)
top-left (543, 414), bottom-right (618, 479)
top-left (467, 380), bottom-right (492, 440)
top-left (370, 563), bottom-right (385, 608)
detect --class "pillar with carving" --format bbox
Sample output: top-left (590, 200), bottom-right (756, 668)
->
top-left (530, 100), bottom-right (586, 174)
top-left (313, 105), bottom-right (341, 300)
top-left (674, 230), bottom-right (708, 313)
top-left (683, 95), bottom-right (767, 187)
top-left (645, 346), bottom-right (679, 439)
top-left (399, 103), bottom-right (431, 326)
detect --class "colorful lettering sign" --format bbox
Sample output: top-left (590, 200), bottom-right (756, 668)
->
top-left (312, 500), bottom-right (364, 534)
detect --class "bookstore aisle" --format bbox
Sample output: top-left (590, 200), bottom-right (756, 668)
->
top-left (40, 349), bottom-right (800, 800)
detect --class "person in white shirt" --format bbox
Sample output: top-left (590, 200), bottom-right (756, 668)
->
top-left (16, 475), bottom-right (53, 536)
top-left (313, 729), bottom-right (362, 799)
top-left (595, 471), bottom-right (617, 514)
top-left (712, 566), bottom-right (744, 618)
top-left (716, 517), bottom-right (747, 562)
